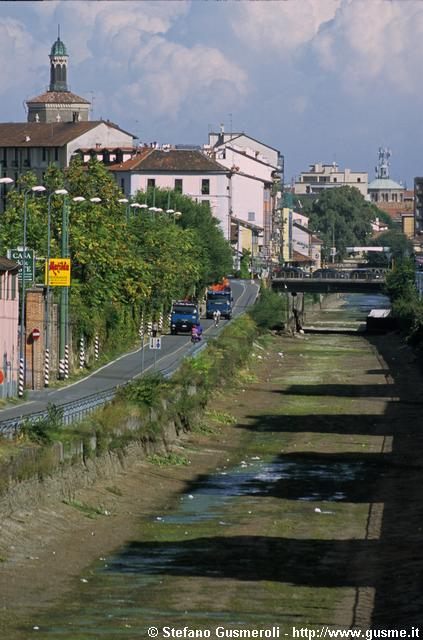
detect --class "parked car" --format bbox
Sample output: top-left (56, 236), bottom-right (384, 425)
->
top-left (276, 266), bottom-right (310, 278)
top-left (312, 268), bottom-right (348, 279)
top-left (350, 268), bottom-right (385, 280)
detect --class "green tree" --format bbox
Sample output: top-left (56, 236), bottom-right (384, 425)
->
top-left (308, 187), bottom-right (376, 261)
top-left (133, 188), bottom-right (233, 286)
top-left (367, 230), bottom-right (413, 267)
top-left (0, 162), bottom-right (234, 361)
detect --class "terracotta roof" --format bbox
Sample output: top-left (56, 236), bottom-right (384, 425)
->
top-left (26, 90), bottom-right (90, 105)
top-left (311, 235), bottom-right (323, 244)
top-left (77, 146), bottom-right (136, 153)
top-left (108, 147), bottom-right (155, 170)
top-left (110, 149), bottom-right (228, 173)
top-left (0, 257), bottom-right (20, 272)
top-left (0, 121), bottom-right (134, 147)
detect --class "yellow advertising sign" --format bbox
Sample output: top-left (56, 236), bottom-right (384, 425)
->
top-left (45, 258), bottom-right (71, 286)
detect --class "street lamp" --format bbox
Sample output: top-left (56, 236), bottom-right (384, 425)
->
top-left (18, 184), bottom-right (46, 397)
top-left (44, 188), bottom-right (68, 386)
top-left (0, 177), bottom-right (14, 254)
top-left (118, 197), bottom-right (129, 222)
top-left (58, 195), bottom-right (99, 379)
top-left (130, 202), bottom-right (142, 214)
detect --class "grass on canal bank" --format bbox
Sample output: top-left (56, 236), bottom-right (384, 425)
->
top-left (0, 288), bottom-right (287, 494)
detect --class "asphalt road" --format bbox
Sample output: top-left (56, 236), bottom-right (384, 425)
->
top-left (0, 279), bottom-right (260, 427)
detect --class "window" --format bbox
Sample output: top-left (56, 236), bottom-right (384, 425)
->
top-left (357, 177), bottom-right (361, 183)
top-left (147, 178), bottom-right (156, 189)
top-left (333, 177), bottom-right (337, 183)
top-left (174, 179), bottom-right (183, 193)
top-left (120, 178), bottom-right (125, 191)
top-left (42, 147), bottom-right (47, 162)
top-left (201, 179), bottom-right (210, 195)
top-left (54, 147), bottom-right (59, 162)
top-left (248, 212), bottom-right (255, 221)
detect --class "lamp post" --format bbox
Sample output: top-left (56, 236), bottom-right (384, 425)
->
top-left (58, 195), bottom-right (99, 380)
top-left (130, 202), bottom-right (142, 218)
top-left (0, 177), bottom-right (14, 254)
top-left (118, 197), bottom-right (129, 222)
top-left (18, 184), bottom-right (46, 397)
top-left (44, 188), bottom-right (68, 387)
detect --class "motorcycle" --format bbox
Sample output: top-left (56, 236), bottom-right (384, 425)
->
top-left (191, 327), bottom-right (202, 343)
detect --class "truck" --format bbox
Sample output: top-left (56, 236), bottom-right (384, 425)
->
top-left (206, 279), bottom-right (233, 319)
top-left (170, 300), bottom-right (200, 335)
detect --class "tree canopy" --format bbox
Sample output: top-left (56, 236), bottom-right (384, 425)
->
top-left (305, 187), bottom-right (382, 261)
top-left (0, 158), bottom-right (232, 350)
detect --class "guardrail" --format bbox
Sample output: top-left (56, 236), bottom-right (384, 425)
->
top-left (0, 337), bottom-right (209, 439)
top-left (272, 269), bottom-right (386, 281)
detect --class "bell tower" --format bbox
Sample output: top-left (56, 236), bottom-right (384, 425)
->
top-left (26, 28), bottom-right (90, 123)
top-left (49, 26), bottom-right (69, 92)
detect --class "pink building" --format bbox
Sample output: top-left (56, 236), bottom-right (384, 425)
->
top-left (0, 257), bottom-right (20, 399)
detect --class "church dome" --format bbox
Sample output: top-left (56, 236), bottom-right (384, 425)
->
top-left (50, 37), bottom-right (67, 57)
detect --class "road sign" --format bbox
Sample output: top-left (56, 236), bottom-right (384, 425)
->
top-left (45, 258), bottom-right (71, 286)
top-left (149, 337), bottom-right (162, 350)
top-left (32, 328), bottom-right (41, 341)
top-left (8, 248), bottom-right (35, 283)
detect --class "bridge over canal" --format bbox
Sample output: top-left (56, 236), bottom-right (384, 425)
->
top-left (271, 275), bottom-right (386, 294)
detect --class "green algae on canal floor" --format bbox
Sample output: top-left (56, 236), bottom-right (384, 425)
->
top-left (16, 298), bottom-right (396, 638)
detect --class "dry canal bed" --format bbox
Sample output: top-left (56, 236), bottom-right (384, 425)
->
top-left (2, 298), bottom-right (423, 638)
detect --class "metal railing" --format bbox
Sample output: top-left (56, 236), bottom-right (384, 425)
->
top-left (0, 335), bottom-right (209, 439)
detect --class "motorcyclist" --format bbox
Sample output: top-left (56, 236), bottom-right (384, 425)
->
top-left (213, 309), bottom-right (221, 326)
top-left (191, 325), bottom-right (199, 342)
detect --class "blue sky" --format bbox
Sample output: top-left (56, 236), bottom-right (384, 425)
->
top-left (1, 0), bottom-right (423, 186)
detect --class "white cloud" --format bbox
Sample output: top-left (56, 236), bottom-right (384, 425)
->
top-left (232, 0), bottom-right (341, 53)
top-left (0, 18), bottom-right (44, 95)
top-left (114, 37), bottom-right (247, 121)
top-left (312, 0), bottom-right (423, 96)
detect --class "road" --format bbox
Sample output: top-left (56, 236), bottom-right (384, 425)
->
top-left (0, 279), bottom-right (259, 427)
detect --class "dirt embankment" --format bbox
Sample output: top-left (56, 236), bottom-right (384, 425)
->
top-left (0, 407), bottom-right (248, 634)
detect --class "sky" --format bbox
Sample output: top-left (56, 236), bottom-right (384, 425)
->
top-left (1, 0), bottom-right (423, 187)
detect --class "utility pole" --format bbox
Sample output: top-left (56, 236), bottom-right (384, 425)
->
top-left (59, 196), bottom-right (69, 379)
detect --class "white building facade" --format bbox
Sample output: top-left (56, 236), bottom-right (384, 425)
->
top-left (295, 162), bottom-right (368, 197)
top-left (208, 131), bottom-right (283, 261)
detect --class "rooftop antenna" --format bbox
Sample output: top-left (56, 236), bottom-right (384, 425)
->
top-left (376, 147), bottom-right (391, 179)
top-left (58, 24), bottom-right (60, 39)
top-left (90, 91), bottom-right (95, 120)
top-left (229, 112), bottom-right (233, 138)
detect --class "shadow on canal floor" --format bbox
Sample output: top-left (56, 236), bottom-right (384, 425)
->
top-left (105, 535), bottom-right (377, 587)
top-left (271, 384), bottom-right (399, 398)
top-left (111, 334), bottom-right (423, 628)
